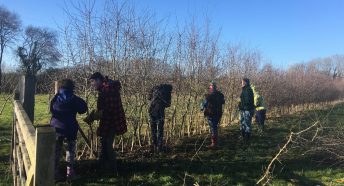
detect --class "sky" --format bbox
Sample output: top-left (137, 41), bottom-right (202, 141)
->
top-left (1, 0), bottom-right (344, 69)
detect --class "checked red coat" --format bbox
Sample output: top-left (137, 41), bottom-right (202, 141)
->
top-left (97, 79), bottom-right (127, 137)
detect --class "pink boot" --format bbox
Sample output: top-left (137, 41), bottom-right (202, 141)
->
top-left (210, 135), bottom-right (218, 148)
top-left (66, 166), bottom-right (80, 180)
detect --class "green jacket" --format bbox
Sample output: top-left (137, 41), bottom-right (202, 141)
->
top-left (251, 85), bottom-right (266, 111)
top-left (239, 85), bottom-right (254, 111)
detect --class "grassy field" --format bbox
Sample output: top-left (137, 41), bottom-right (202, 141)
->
top-left (0, 94), bottom-right (343, 185)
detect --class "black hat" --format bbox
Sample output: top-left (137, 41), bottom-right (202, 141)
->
top-left (89, 72), bottom-right (104, 81)
top-left (59, 79), bottom-right (75, 90)
top-left (242, 78), bottom-right (250, 85)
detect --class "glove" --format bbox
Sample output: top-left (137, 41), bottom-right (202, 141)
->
top-left (83, 110), bottom-right (102, 124)
top-left (83, 114), bottom-right (94, 125)
top-left (200, 100), bottom-right (207, 112)
top-left (237, 99), bottom-right (241, 110)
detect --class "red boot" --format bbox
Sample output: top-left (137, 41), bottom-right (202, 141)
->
top-left (210, 135), bottom-right (217, 148)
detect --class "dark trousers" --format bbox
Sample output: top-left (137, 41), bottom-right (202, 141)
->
top-left (207, 117), bottom-right (220, 136)
top-left (99, 129), bottom-right (116, 164)
top-left (255, 109), bottom-right (266, 129)
top-left (150, 115), bottom-right (165, 147)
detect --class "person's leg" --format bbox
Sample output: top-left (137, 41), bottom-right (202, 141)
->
top-left (55, 136), bottom-right (64, 180)
top-left (150, 116), bottom-right (158, 148)
top-left (157, 116), bottom-right (165, 150)
top-left (99, 136), bottom-right (108, 161)
top-left (212, 117), bottom-right (219, 147)
top-left (256, 110), bottom-right (263, 131)
top-left (242, 110), bottom-right (252, 144)
top-left (106, 129), bottom-right (116, 161)
top-left (240, 111), bottom-right (246, 138)
top-left (245, 110), bottom-right (252, 133)
top-left (208, 117), bottom-right (218, 147)
top-left (106, 129), bottom-right (117, 172)
top-left (66, 139), bottom-right (77, 179)
top-left (261, 110), bottom-right (266, 130)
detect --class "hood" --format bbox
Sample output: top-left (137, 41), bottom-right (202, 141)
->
top-left (57, 88), bottom-right (74, 103)
top-left (110, 80), bottom-right (122, 90)
top-left (53, 88), bottom-right (75, 112)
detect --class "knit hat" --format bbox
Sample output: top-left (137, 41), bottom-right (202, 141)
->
top-left (89, 72), bottom-right (104, 81)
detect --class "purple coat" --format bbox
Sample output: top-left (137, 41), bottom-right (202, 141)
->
top-left (50, 89), bottom-right (88, 140)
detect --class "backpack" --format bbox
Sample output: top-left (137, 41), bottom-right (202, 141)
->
top-left (256, 95), bottom-right (263, 107)
top-left (204, 91), bottom-right (224, 117)
top-left (150, 84), bottom-right (173, 108)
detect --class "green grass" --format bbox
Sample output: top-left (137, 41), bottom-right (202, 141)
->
top-left (1, 94), bottom-right (344, 185)
top-left (0, 94), bottom-right (13, 185)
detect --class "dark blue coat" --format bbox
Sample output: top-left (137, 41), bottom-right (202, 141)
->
top-left (50, 89), bottom-right (88, 140)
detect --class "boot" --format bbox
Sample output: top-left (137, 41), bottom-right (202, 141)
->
top-left (157, 143), bottom-right (164, 152)
top-left (210, 135), bottom-right (217, 148)
top-left (246, 132), bottom-right (251, 141)
top-left (241, 130), bottom-right (246, 139)
top-left (244, 133), bottom-right (251, 148)
top-left (66, 166), bottom-right (80, 181)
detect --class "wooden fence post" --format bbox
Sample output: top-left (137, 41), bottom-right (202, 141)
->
top-left (18, 75), bottom-right (36, 123)
top-left (11, 91), bottom-right (20, 186)
top-left (34, 126), bottom-right (55, 186)
top-left (54, 81), bottom-right (59, 94)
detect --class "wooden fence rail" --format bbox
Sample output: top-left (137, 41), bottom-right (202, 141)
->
top-left (11, 75), bottom-right (55, 186)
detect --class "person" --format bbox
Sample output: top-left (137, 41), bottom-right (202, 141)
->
top-left (148, 84), bottom-right (173, 152)
top-left (84, 72), bottom-right (127, 172)
top-left (50, 79), bottom-right (88, 181)
top-left (201, 81), bottom-right (225, 148)
top-left (238, 78), bottom-right (255, 146)
top-left (251, 85), bottom-right (267, 133)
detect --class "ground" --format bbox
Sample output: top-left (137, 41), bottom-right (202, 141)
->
top-left (0, 95), bottom-right (343, 185)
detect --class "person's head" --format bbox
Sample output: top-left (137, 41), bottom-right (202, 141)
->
top-left (59, 79), bottom-right (75, 91)
top-left (242, 78), bottom-right (250, 87)
top-left (209, 81), bottom-right (217, 92)
top-left (89, 72), bottom-right (104, 89)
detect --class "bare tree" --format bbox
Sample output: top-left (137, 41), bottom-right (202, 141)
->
top-left (43, 0), bottom-right (344, 152)
top-left (17, 26), bottom-right (61, 76)
top-left (0, 5), bottom-right (21, 88)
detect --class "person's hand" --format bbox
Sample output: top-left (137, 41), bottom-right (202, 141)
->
top-left (83, 113), bottom-right (94, 125)
top-left (83, 109), bottom-right (102, 124)
top-left (93, 110), bottom-right (102, 119)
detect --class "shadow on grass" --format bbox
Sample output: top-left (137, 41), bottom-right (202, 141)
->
top-left (11, 103), bottom-right (344, 185)
top-left (59, 115), bottom-right (341, 185)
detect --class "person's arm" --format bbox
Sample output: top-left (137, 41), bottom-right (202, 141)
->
top-left (248, 89), bottom-right (254, 108)
top-left (75, 96), bottom-right (88, 114)
top-left (148, 89), bottom-right (152, 101)
top-left (200, 94), bottom-right (208, 111)
top-left (254, 94), bottom-right (259, 108)
top-left (49, 95), bottom-right (58, 114)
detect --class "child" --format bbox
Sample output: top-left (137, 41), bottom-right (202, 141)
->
top-left (50, 79), bottom-right (88, 181)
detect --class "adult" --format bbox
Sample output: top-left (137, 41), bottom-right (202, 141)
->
top-left (201, 81), bottom-right (225, 148)
top-left (85, 72), bottom-right (127, 172)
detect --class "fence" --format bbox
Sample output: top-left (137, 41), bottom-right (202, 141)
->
top-left (10, 75), bottom-right (55, 186)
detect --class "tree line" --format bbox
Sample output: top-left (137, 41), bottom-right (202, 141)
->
top-left (1, 0), bottom-right (344, 149)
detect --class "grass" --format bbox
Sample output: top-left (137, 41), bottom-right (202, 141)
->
top-left (1, 94), bottom-right (344, 185)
